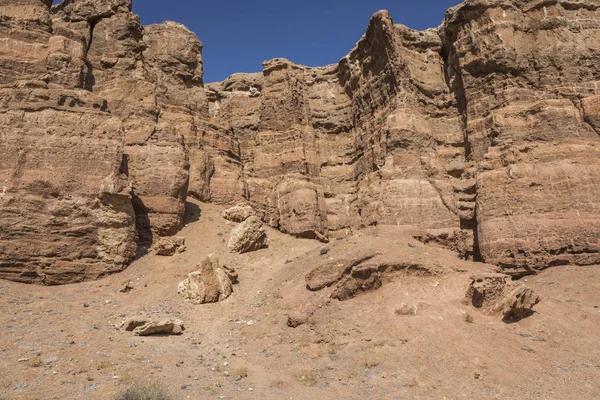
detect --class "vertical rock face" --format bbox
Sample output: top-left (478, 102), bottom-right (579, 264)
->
top-left (208, 12), bottom-right (471, 239)
top-left (208, 2), bottom-right (600, 274)
top-left (0, 0), bottom-right (136, 284)
top-left (1, 0), bottom-right (598, 284)
top-left (0, 0), bottom-right (234, 283)
top-left (441, 0), bottom-right (600, 275)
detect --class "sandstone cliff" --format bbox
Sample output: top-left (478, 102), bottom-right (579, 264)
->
top-left (1, 0), bottom-right (598, 284)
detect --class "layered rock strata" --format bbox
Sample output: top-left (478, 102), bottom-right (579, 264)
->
top-left (1, 0), bottom-right (598, 284)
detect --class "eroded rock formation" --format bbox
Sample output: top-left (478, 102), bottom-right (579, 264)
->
top-left (1, 0), bottom-right (598, 284)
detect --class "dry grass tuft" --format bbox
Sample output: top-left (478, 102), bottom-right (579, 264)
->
top-left (114, 381), bottom-right (174, 400)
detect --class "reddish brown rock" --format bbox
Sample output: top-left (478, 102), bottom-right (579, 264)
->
top-left (441, 0), bottom-right (600, 275)
top-left (1, 0), bottom-right (599, 284)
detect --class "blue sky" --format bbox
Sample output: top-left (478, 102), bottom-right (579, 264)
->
top-left (54, 0), bottom-right (460, 82)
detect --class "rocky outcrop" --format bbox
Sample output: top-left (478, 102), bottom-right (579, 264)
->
top-left (300, 229), bottom-right (463, 301)
top-left (466, 273), bottom-right (541, 320)
top-left (227, 216), bottom-right (267, 253)
top-left (208, 1), bottom-right (600, 274)
top-left (441, 0), bottom-right (600, 275)
top-left (0, 0), bottom-right (137, 284)
top-left (1, 0), bottom-right (598, 284)
top-left (178, 255), bottom-right (233, 304)
top-left (0, 0), bottom-right (234, 283)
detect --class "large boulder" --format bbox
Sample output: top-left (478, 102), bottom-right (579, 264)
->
top-left (227, 216), bottom-right (267, 253)
top-left (178, 255), bottom-right (233, 304)
top-left (222, 203), bottom-right (257, 223)
top-left (466, 274), bottom-right (541, 321)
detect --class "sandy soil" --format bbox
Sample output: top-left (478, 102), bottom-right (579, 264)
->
top-left (1, 200), bottom-right (599, 399)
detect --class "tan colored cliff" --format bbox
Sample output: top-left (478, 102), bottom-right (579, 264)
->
top-left (0, 0), bottom-right (598, 284)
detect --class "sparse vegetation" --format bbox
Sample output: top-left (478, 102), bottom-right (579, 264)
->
top-left (364, 359), bottom-right (380, 369)
top-left (294, 369), bottom-right (319, 386)
top-left (464, 313), bottom-right (474, 323)
top-left (231, 366), bottom-right (248, 380)
top-left (26, 356), bottom-right (42, 368)
top-left (114, 381), bottom-right (174, 400)
top-left (96, 359), bottom-right (112, 370)
top-left (522, 345), bottom-right (537, 353)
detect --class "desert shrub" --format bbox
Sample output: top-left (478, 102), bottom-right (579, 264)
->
top-left (114, 381), bottom-right (174, 400)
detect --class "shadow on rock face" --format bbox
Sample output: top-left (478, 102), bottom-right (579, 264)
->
top-left (184, 201), bottom-right (201, 225)
top-left (503, 310), bottom-right (536, 324)
top-left (131, 194), bottom-right (153, 257)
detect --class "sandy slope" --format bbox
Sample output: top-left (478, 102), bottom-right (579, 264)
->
top-left (1, 200), bottom-right (599, 399)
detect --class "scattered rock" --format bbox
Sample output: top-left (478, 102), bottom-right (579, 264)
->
top-left (314, 231), bottom-right (330, 244)
top-left (287, 306), bottom-right (316, 328)
top-left (153, 237), bottom-right (186, 256)
top-left (395, 303), bottom-right (417, 316)
top-left (120, 281), bottom-right (134, 293)
top-left (121, 317), bottom-right (185, 336)
top-left (178, 255), bottom-right (233, 304)
top-left (500, 286), bottom-right (542, 321)
top-left (227, 217), bottom-right (267, 253)
top-left (222, 265), bottom-right (239, 284)
top-left (466, 273), bottom-right (541, 321)
top-left (222, 203), bottom-right (257, 223)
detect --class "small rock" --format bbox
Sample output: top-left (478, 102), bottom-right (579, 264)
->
top-left (120, 281), bottom-right (134, 293)
top-left (153, 236), bottom-right (186, 256)
top-left (314, 231), bottom-right (329, 244)
top-left (395, 303), bottom-right (417, 316)
top-left (287, 306), bottom-right (315, 328)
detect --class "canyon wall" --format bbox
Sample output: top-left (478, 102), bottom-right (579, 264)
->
top-left (0, 0), bottom-right (598, 283)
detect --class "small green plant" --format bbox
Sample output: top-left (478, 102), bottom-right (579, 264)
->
top-left (464, 313), bottom-right (474, 323)
top-left (114, 381), bottom-right (174, 400)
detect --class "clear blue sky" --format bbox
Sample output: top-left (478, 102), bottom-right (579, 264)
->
top-left (55, 0), bottom-right (460, 82)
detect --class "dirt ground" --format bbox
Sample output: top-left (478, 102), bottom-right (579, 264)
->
top-left (1, 200), bottom-right (599, 399)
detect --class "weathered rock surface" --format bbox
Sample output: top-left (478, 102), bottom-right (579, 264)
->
top-left (152, 237), bottom-right (186, 256)
top-left (227, 216), bottom-right (267, 253)
top-left (441, 0), bottom-right (600, 275)
top-left (299, 227), bottom-right (481, 301)
top-left (466, 273), bottom-right (542, 320)
top-left (1, 0), bottom-right (599, 284)
top-left (122, 317), bottom-right (185, 336)
top-left (178, 255), bottom-right (233, 304)
top-left (0, 0), bottom-right (235, 283)
top-left (222, 203), bottom-right (257, 223)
